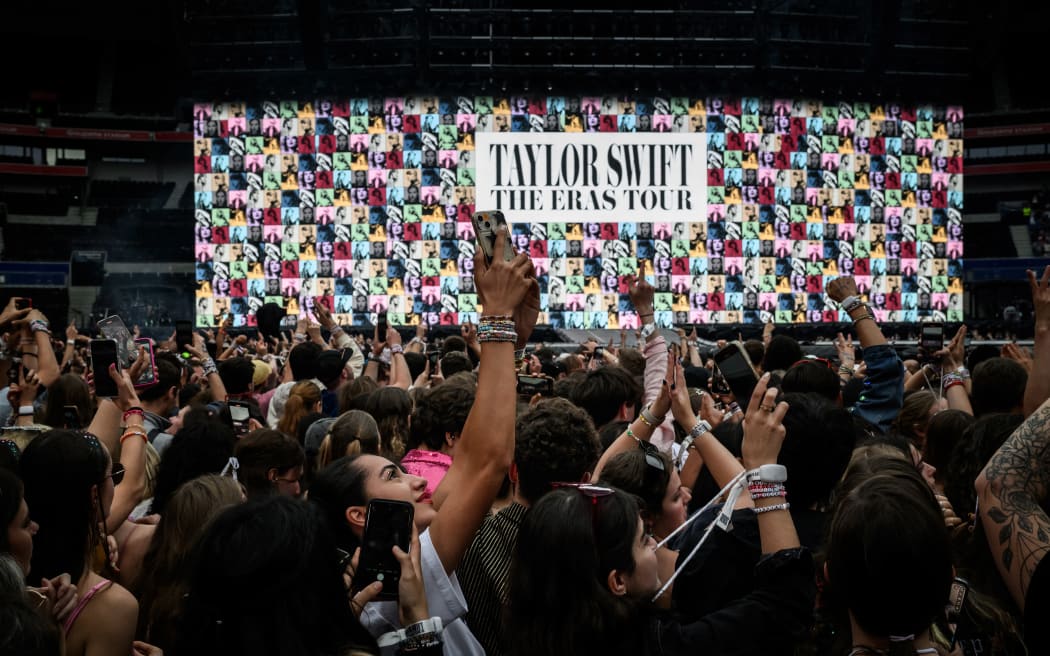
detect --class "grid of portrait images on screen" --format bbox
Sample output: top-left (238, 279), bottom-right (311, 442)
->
top-left (192, 97), bottom-right (964, 329)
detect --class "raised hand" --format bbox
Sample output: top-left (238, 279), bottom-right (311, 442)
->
top-left (741, 373), bottom-right (790, 469)
top-left (825, 276), bottom-right (860, 304)
top-left (473, 225), bottom-right (539, 347)
top-left (1028, 265), bottom-right (1050, 328)
top-left (0, 298), bottom-right (31, 327)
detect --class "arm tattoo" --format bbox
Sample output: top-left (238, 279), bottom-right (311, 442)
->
top-left (982, 403), bottom-right (1050, 600)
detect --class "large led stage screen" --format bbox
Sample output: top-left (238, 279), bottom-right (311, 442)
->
top-left (192, 97), bottom-right (964, 329)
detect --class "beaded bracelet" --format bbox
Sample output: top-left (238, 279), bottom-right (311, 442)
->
top-left (477, 319), bottom-right (515, 332)
top-left (389, 343), bottom-right (405, 354)
top-left (120, 430), bottom-right (148, 445)
top-left (122, 407), bottom-right (144, 422)
top-left (479, 314), bottom-right (513, 322)
top-left (753, 502), bottom-right (791, 515)
top-left (478, 330), bottom-right (517, 344)
top-left (748, 483), bottom-right (787, 500)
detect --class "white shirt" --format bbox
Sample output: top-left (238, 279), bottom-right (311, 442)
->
top-left (360, 528), bottom-right (485, 656)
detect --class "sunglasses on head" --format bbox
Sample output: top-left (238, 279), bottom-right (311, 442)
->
top-left (552, 483), bottom-right (616, 533)
top-left (636, 439), bottom-right (666, 474)
top-left (792, 356), bottom-right (834, 370)
top-left (107, 464), bottom-right (125, 486)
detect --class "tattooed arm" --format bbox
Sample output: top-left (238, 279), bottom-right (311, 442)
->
top-left (975, 398), bottom-right (1050, 610)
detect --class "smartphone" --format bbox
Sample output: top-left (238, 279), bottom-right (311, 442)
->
top-left (133, 337), bottom-right (158, 389)
top-left (15, 298), bottom-right (31, 310)
top-left (428, 351), bottom-right (440, 375)
top-left (62, 405), bottom-right (81, 430)
top-left (713, 341), bottom-right (759, 410)
top-left (175, 320), bottom-right (194, 357)
top-left (353, 499), bottom-right (414, 601)
top-left (90, 339), bottom-right (120, 398)
top-left (228, 400), bottom-right (252, 437)
top-left (920, 322), bottom-right (944, 354)
top-left (471, 209), bottom-right (515, 264)
top-left (376, 311), bottom-right (388, 338)
top-left (517, 374), bottom-right (554, 397)
top-left (97, 315), bottom-right (136, 370)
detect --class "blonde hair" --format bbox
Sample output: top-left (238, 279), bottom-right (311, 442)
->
top-left (277, 381), bottom-right (322, 439)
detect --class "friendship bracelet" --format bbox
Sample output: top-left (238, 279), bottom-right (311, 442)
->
top-left (479, 314), bottom-right (513, 321)
top-left (478, 330), bottom-right (517, 344)
top-left (120, 430), bottom-right (148, 445)
top-left (122, 407), bottom-right (144, 422)
top-left (389, 343), bottom-right (404, 354)
top-left (750, 488), bottom-right (788, 500)
top-left (753, 502), bottom-right (791, 515)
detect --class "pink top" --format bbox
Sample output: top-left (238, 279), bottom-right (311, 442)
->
top-left (64, 578), bottom-right (112, 634)
top-left (642, 336), bottom-right (676, 453)
top-left (400, 449), bottom-right (453, 502)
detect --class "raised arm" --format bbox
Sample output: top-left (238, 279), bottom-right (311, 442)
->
top-left (429, 226), bottom-right (538, 574)
top-left (629, 270), bottom-right (675, 451)
top-left (385, 328), bottom-right (412, 390)
top-left (106, 363), bottom-right (148, 533)
top-left (22, 310), bottom-right (61, 387)
top-left (976, 398), bottom-right (1050, 610)
top-left (826, 276), bottom-right (903, 433)
top-left (936, 325), bottom-right (973, 416)
top-left (742, 374), bottom-right (800, 555)
top-left (184, 333), bottom-right (227, 402)
top-left (1024, 266), bottom-right (1050, 417)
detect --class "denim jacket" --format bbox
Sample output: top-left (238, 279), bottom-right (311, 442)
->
top-left (849, 344), bottom-right (904, 434)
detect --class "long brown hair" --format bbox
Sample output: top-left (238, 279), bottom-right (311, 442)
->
top-left (277, 381), bottom-right (322, 440)
top-left (136, 475), bottom-right (244, 650)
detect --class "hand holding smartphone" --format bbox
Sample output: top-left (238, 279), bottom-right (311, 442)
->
top-left (227, 400), bottom-right (252, 437)
top-left (471, 210), bottom-right (515, 264)
top-left (713, 341), bottom-right (760, 410)
top-left (90, 339), bottom-right (121, 398)
top-left (352, 499), bottom-right (414, 601)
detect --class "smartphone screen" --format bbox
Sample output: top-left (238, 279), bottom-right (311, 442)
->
top-left (428, 351), bottom-right (440, 375)
top-left (90, 339), bottom-right (120, 398)
top-left (97, 315), bottom-right (136, 369)
top-left (713, 342), bottom-right (759, 410)
top-left (15, 298), bottom-right (31, 310)
top-left (920, 324), bottom-right (944, 353)
top-left (133, 338), bottom-right (158, 389)
top-left (175, 320), bottom-right (193, 356)
top-left (517, 374), bottom-right (553, 397)
top-left (353, 499), bottom-right (414, 601)
top-left (228, 400), bottom-right (252, 436)
top-left (471, 209), bottom-right (514, 263)
top-left (377, 312), bottom-right (388, 338)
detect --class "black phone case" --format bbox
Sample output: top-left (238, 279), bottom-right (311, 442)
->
top-left (353, 500), bottom-right (414, 601)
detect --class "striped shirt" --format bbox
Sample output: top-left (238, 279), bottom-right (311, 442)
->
top-left (457, 502), bottom-right (527, 656)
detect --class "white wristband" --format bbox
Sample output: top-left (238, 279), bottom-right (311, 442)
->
top-left (376, 616), bottom-right (444, 648)
top-left (745, 464), bottom-right (788, 484)
top-left (18, 405), bottom-right (34, 416)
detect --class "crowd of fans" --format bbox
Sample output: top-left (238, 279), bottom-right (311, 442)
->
top-left (1, 228), bottom-right (1050, 656)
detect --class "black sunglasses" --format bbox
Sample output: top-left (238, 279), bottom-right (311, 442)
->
top-left (107, 464), bottom-right (125, 486)
top-left (636, 439), bottom-right (667, 473)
